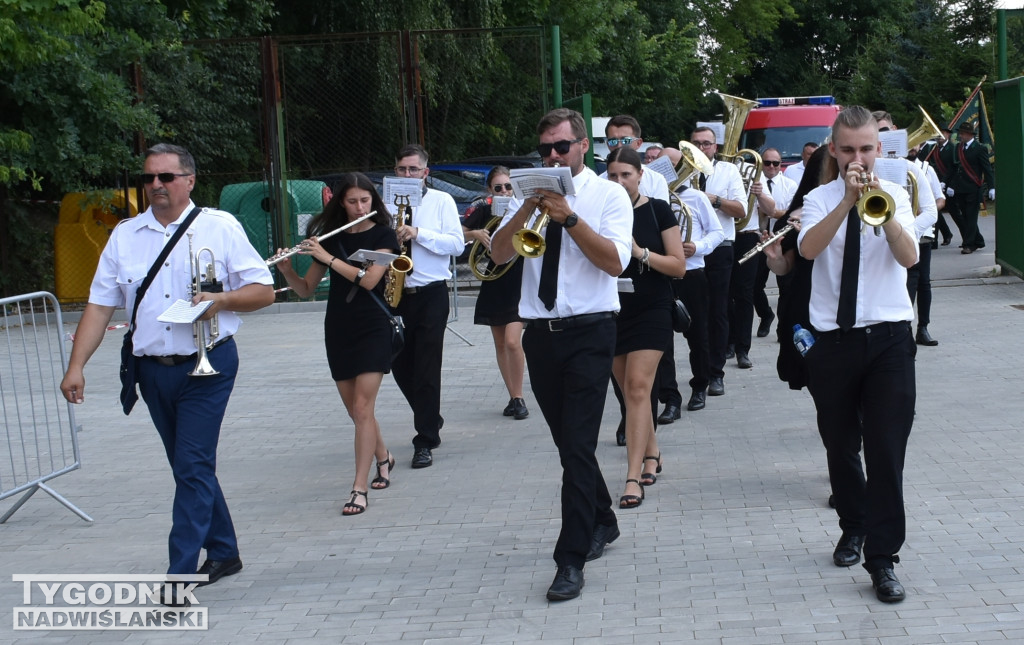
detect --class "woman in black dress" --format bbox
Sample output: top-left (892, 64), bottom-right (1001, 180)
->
top-left (462, 166), bottom-right (529, 420)
top-left (605, 147), bottom-right (687, 508)
top-left (274, 172), bottom-right (399, 516)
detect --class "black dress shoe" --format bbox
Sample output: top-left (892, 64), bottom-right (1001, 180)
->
top-left (725, 344), bottom-right (735, 359)
top-left (708, 376), bottom-right (724, 397)
top-left (736, 352), bottom-right (753, 369)
top-left (915, 326), bottom-right (938, 346)
top-left (512, 397), bottom-right (529, 420)
top-left (196, 556), bottom-right (243, 587)
top-left (502, 398), bottom-right (515, 416)
top-left (615, 418), bottom-right (626, 446)
top-left (657, 404), bottom-right (681, 424)
top-left (870, 568), bottom-right (906, 603)
top-left (757, 313), bottom-right (775, 338)
top-left (832, 533), bottom-right (865, 567)
top-left (941, 237), bottom-right (952, 246)
top-left (687, 389), bottom-right (706, 411)
top-left (586, 523), bottom-right (621, 561)
top-left (961, 246), bottom-right (975, 254)
top-left (411, 447), bottom-right (433, 469)
top-left (546, 565), bottom-right (584, 601)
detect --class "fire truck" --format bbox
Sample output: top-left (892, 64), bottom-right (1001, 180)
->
top-left (738, 96), bottom-right (842, 167)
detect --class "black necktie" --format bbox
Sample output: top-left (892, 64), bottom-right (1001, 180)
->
top-left (836, 207), bottom-right (860, 331)
top-left (767, 178), bottom-right (774, 193)
top-left (699, 173), bottom-right (707, 192)
top-left (538, 221), bottom-right (563, 310)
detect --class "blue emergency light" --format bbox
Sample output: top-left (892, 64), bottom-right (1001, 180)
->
top-left (757, 96), bottom-right (835, 107)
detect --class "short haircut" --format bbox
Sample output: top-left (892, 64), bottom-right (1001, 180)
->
top-left (831, 106), bottom-right (876, 141)
top-left (692, 126), bottom-right (717, 143)
top-left (803, 142), bottom-right (819, 150)
top-left (871, 110), bottom-right (894, 125)
top-left (395, 144), bottom-right (428, 166)
top-left (605, 145), bottom-right (643, 172)
top-left (145, 143), bottom-right (196, 175)
top-left (537, 108), bottom-right (587, 139)
top-left (607, 115), bottom-right (641, 137)
top-left (763, 147), bottom-right (781, 158)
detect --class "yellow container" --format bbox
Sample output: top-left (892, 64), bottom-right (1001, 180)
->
top-left (54, 190), bottom-right (139, 303)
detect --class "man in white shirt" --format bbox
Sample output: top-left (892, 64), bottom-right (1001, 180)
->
top-left (492, 108), bottom-right (632, 603)
top-left (599, 114), bottom-right (670, 202)
top-left (753, 148), bottom-right (798, 338)
top-left (798, 106), bottom-right (918, 604)
top-left (389, 144), bottom-right (466, 470)
top-left (783, 142), bottom-right (819, 184)
top-left (61, 143), bottom-right (275, 600)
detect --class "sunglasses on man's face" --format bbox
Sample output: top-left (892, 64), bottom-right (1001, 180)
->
top-left (537, 138), bottom-right (582, 158)
top-left (492, 183), bottom-right (513, 192)
top-left (606, 136), bottom-right (636, 148)
top-left (139, 173), bottom-right (192, 184)
top-left (763, 160), bottom-right (782, 167)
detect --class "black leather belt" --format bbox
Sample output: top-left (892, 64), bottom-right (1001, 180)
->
top-left (526, 311), bottom-right (616, 332)
top-left (817, 321), bottom-right (910, 341)
top-left (718, 240), bottom-right (733, 247)
top-left (403, 280), bottom-right (445, 294)
top-left (737, 230), bottom-right (760, 236)
top-left (144, 336), bottom-right (233, 366)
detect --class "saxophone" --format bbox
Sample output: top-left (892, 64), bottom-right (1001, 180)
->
top-left (384, 194), bottom-right (414, 307)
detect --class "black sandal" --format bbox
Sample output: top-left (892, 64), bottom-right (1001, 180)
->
top-left (343, 490), bottom-right (367, 515)
top-left (641, 453), bottom-right (663, 486)
top-left (619, 479), bottom-right (644, 508)
top-left (371, 452), bottom-right (395, 490)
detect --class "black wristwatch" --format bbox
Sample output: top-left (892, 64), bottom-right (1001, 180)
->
top-left (564, 212), bottom-right (579, 228)
top-left (354, 268), bottom-right (367, 286)
top-left (713, 195), bottom-right (722, 209)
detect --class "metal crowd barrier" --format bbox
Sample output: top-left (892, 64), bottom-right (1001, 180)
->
top-left (0, 291), bottom-right (92, 522)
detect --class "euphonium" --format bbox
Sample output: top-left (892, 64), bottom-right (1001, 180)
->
top-left (857, 171), bottom-right (895, 228)
top-left (468, 199), bottom-right (517, 281)
top-left (669, 140), bottom-right (714, 196)
top-left (186, 230), bottom-right (219, 377)
top-left (384, 195), bottom-right (414, 307)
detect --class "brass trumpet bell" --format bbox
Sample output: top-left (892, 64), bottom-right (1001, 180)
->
top-left (857, 173), bottom-right (895, 228)
top-left (512, 211), bottom-right (549, 258)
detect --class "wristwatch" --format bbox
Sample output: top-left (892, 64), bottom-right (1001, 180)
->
top-left (713, 195), bottom-right (722, 209)
top-left (564, 212), bottom-right (579, 228)
top-left (354, 268), bottom-right (367, 286)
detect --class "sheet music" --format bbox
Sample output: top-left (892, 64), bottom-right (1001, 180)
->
top-left (696, 121), bottom-right (726, 147)
top-left (383, 177), bottom-right (424, 208)
top-left (879, 130), bottom-right (909, 159)
top-left (508, 166), bottom-right (576, 201)
top-left (872, 157), bottom-right (906, 186)
top-left (350, 249), bottom-right (398, 266)
top-left (646, 156), bottom-right (677, 184)
top-left (157, 299), bottom-right (214, 324)
top-left (491, 195), bottom-right (512, 218)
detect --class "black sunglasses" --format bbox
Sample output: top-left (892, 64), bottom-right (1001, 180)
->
top-left (764, 160), bottom-right (781, 167)
top-left (537, 138), bottom-right (582, 157)
top-left (492, 183), bottom-right (513, 192)
top-left (139, 173), bottom-right (192, 184)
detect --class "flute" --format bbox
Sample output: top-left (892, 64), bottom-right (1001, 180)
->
top-left (266, 211), bottom-right (376, 266)
top-left (737, 223), bottom-right (794, 265)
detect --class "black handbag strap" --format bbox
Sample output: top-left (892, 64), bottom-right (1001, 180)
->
top-left (330, 242), bottom-right (399, 322)
top-left (127, 206), bottom-right (203, 334)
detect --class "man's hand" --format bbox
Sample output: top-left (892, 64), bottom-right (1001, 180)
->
top-left (682, 241), bottom-right (696, 258)
top-left (60, 367), bottom-right (85, 404)
top-left (533, 189), bottom-right (571, 224)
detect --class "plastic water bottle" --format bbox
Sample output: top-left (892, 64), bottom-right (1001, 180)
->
top-left (793, 324), bottom-right (815, 357)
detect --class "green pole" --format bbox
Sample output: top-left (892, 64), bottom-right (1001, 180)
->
top-left (551, 25), bottom-right (562, 108)
top-left (998, 9), bottom-right (1007, 81)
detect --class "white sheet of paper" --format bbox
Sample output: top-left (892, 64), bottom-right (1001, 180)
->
top-left (646, 156), bottom-right (677, 184)
top-left (508, 166), bottom-right (576, 200)
top-left (872, 158), bottom-right (906, 186)
top-left (383, 177), bottom-right (424, 208)
top-left (696, 121), bottom-right (726, 147)
top-left (617, 278), bottom-right (635, 293)
top-left (157, 299), bottom-right (214, 324)
top-left (879, 130), bottom-right (909, 159)
top-left (491, 195), bottom-right (512, 218)
top-left (350, 249), bottom-right (398, 266)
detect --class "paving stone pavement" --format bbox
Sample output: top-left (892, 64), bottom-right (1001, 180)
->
top-left (3, 215), bottom-right (1024, 644)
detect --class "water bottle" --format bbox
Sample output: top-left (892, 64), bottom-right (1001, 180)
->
top-left (793, 324), bottom-right (815, 357)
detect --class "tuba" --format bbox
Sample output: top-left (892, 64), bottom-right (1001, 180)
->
top-left (907, 105), bottom-right (942, 151)
top-left (468, 198), bottom-right (517, 281)
top-left (714, 93), bottom-right (764, 232)
top-left (384, 195), bottom-right (414, 307)
top-left (186, 230), bottom-right (219, 377)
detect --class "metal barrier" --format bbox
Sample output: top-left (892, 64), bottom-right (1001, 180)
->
top-left (0, 292), bottom-right (92, 522)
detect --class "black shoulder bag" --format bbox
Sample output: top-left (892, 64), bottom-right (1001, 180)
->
top-left (119, 206), bottom-right (203, 415)
top-left (332, 243), bottom-right (406, 360)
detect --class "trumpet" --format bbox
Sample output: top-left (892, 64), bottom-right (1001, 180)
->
top-left (737, 224), bottom-right (794, 265)
top-left (186, 230), bottom-right (219, 377)
top-left (265, 212), bottom-right (376, 266)
top-left (856, 171), bottom-right (894, 229)
top-left (512, 163), bottom-right (558, 258)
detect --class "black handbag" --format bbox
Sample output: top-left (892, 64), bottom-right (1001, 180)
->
top-left (368, 289), bottom-right (405, 360)
top-left (671, 298), bottom-right (692, 334)
top-left (119, 206), bottom-right (202, 415)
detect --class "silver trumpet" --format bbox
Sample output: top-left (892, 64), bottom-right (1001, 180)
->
top-left (187, 230), bottom-right (219, 376)
top-left (737, 224), bottom-right (794, 265)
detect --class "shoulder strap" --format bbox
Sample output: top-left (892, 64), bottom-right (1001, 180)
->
top-left (128, 206), bottom-right (203, 333)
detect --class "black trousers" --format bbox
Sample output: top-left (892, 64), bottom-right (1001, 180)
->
top-left (392, 282), bottom-right (449, 450)
top-left (948, 188), bottom-right (985, 250)
top-left (906, 242), bottom-right (932, 326)
top-left (705, 244), bottom-right (733, 379)
top-left (658, 268), bottom-right (710, 405)
top-left (804, 321), bottom-right (916, 571)
top-left (753, 253), bottom-right (773, 321)
top-left (728, 232), bottom-right (760, 355)
top-left (524, 317), bottom-right (618, 570)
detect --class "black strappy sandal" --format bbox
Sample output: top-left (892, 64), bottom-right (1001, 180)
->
top-left (343, 490), bottom-right (368, 515)
top-left (371, 452), bottom-right (395, 490)
top-left (619, 479), bottom-right (644, 508)
top-left (641, 453), bottom-right (663, 486)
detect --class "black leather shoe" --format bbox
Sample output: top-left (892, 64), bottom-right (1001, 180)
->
top-left (196, 556), bottom-right (243, 587)
top-left (546, 565), bottom-right (584, 601)
top-left (708, 376), bottom-right (724, 397)
top-left (411, 447), bottom-right (433, 469)
top-left (502, 398), bottom-right (515, 416)
top-left (586, 523), bottom-right (621, 561)
top-left (736, 352), bottom-right (753, 369)
top-left (915, 326), bottom-right (938, 346)
top-left (961, 246), bottom-right (975, 254)
top-left (870, 568), bottom-right (906, 603)
top-left (725, 344), bottom-right (735, 359)
top-left (757, 313), bottom-right (775, 338)
top-left (657, 404), bottom-right (681, 424)
top-left (512, 397), bottom-right (529, 420)
top-left (832, 533), bottom-right (865, 567)
top-left (687, 389), bottom-right (706, 411)
top-left (615, 418), bottom-right (626, 446)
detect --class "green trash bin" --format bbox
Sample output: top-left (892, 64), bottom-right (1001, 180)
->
top-left (219, 180), bottom-right (328, 297)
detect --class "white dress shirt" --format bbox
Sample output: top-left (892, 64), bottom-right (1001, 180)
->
top-left (501, 167), bottom-right (633, 319)
top-left (675, 186), bottom-right (724, 271)
top-left (910, 158), bottom-right (941, 240)
top-left (766, 172), bottom-right (798, 215)
top-left (600, 165), bottom-right (670, 202)
top-left (703, 160), bottom-right (746, 242)
top-left (90, 202), bottom-right (274, 357)
top-left (783, 160), bottom-right (806, 184)
top-left (387, 188), bottom-right (465, 287)
top-left (798, 177), bottom-right (917, 332)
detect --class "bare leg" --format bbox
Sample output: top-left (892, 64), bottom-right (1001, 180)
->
top-left (491, 322), bottom-right (526, 399)
top-left (338, 372), bottom-right (387, 513)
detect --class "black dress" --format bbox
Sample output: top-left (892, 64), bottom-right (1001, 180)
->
top-left (775, 226), bottom-right (813, 390)
top-left (615, 198), bottom-right (676, 355)
top-left (319, 225), bottom-right (400, 381)
top-left (463, 199), bottom-right (523, 326)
